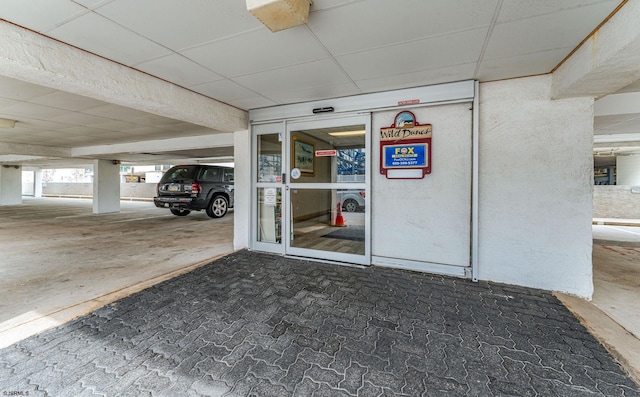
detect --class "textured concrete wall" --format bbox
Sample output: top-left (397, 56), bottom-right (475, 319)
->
top-left (0, 165), bottom-right (22, 206)
top-left (42, 183), bottom-right (157, 199)
top-left (594, 185), bottom-right (640, 219)
top-left (479, 75), bottom-right (594, 298)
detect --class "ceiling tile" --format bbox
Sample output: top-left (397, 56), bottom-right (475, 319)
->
top-left (1, 102), bottom-right (69, 119)
top-left (49, 112), bottom-right (113, 126)
top-left (308, 0), bottom-right (498, 55)
top-left (496, 0), bottom-right (620, 23)
top-left (477, 48), bottom-right (572, 81)
top-left (191, 80), bottom-right (258, 103)
top-left (48, 12), bottom-right (171, 65)
top-left (355, 63), bottom-right (477, 94)
top-left (83, 119), bottom-right (137, 131)
top-left (234, 59), bottom-right (352, 95)
top-left (228, 96), bottom-right (278, 111)
top-left (72, 0), bottom-right (115, 9)
top-left (0, 0), bottom-right (88, 32)
top-left (29, 91), bottom-right (106, 112)
top-left (134, 54), bottom-right (223, 88)
top-left (94, 0), bottom-right (262, 50)
top-left (337, 28), bottom-right (487, 81)
top-left (485, 4), bottom-right (619, 60)
top-left (265, 82), bottom-right (362, 105)
top-left (181, 27), bottom-right (327, 78)
top-left (0, 77), bottom-right (57, 101)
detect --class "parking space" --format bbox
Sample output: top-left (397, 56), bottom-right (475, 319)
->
top-left (0, 197), bottom-right (234, 347)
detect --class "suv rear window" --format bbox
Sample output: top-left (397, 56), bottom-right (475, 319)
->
top-left (161, 166), bottom-right (198, 181)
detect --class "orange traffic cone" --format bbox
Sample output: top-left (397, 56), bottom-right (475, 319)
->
top-left (335, 201), bottom-right (346, 227)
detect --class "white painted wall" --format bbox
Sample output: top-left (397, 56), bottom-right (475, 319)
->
top-left (234, 130), bottom-right (251, 250)
top-left (0, 165), bottom-right (22, 206)
top-left (617, 155), bottom-right (640, 185)
top-left (478, 75), bottom-right (594, 298)
top-left (372, 103), bottom-right (472, 269)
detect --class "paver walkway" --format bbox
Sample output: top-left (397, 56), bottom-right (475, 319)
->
top-left (1, 251), bottom-right (639, 396)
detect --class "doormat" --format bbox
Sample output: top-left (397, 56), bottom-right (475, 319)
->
top-left (322, 225), bottom-right (365, 242)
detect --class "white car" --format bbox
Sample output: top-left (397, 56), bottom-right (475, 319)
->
top-left (337, 190), bottom-right (365, 212)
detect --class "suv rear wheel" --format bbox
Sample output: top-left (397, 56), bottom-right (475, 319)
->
top-left (206, 195), bottom-right (228, 218)
top-left (170, 208), bottom-right (190, 216)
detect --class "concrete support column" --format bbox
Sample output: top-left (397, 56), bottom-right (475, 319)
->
top-left (34, 169), bottom-right (43, 198)
top-left (0, 165), bottom-right (22, 206)
top-left (233, 129), bottom-right (250, 250)
top-left (617, 155), bottom-right (640, 185)
top-left (93, 160), bottom-right (120, 214)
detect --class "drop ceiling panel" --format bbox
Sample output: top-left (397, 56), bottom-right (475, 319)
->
top-left (134, 54), bottom-right (223, 88)
top-left (234, 59), bottom-right (353, 95)
top-left (0, 102), bottom-right (70, 119)
top-left (190, 79), bottom-right (259, 103)
top-left (477, 48), bottom-right (572, 81)
top-left (181, 27), bottom-right (328, 78)
top-left (94, 0), bottom-right (262, 50)
top-left (49, 112), bottom-right (117, 126)
top-left (485, 5), bottom-right (618, 60)
top-left (0, 77), bottom-right (57, 101)
top-left (265, 82), bottom-right (362, 105)
top-left (47, 12), bottom-right (171, 66)
top-left (337, 28), bottom-right (487, 81)
top-left (0, 0), bottom-right (87, 32)
top-left (228, 96), bottom-right (278, 111)
top-left (29, 91), bottom-right (107, 112)
top-left (309, 0), bottom-right (497, 56)
top-left (355, 63), bottom-right (477, 94)
top-left (495, 0), bottom-right (620, 23)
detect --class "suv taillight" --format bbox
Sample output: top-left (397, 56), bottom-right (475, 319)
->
top-left (191, 182), bottom-right (201, 194)
top-left (359, 191), bottom-right (366, 198)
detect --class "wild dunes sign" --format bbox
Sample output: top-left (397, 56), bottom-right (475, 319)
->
top-left (379, 111), bottom-right (432, 179)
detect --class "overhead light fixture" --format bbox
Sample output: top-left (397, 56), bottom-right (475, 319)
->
top-left (328, 130), bottom-right (366, 137)
top-left (0, 118), bottom-right (16, 128)
top-left (246, 0), bottom-right (312, 32)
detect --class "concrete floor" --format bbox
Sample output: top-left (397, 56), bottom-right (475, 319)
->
top-left (0, 197), bottom-right (234, 347)
top-left (558, 223), bottom-right (640, 383)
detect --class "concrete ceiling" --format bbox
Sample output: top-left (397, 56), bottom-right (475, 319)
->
top-left (0, 0), bottom-right (637, 167)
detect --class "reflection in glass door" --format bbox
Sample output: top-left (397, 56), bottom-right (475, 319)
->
top-left (286, 116), bottom-right (370, 265)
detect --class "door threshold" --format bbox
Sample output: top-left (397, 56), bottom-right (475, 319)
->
top-left (285, 254), bottom-right (369, 269)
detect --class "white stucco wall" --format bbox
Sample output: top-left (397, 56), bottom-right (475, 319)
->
top-left (478, 75), bottom-right (594, 298)
top-left (93, 159), bottom-right (120, 214)
top-left (0, 165), bottom-right (22, 206)
top-left (234, 129), bottom-right (251, 250)
top-left (372, 104), bottom-right (472, 269)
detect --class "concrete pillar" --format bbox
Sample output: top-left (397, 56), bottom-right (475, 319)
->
top-left (617, 155), bottom-right (640, 185)
top-left (93, 160), bottom-right (120, 214)
top-left (233, 129), bottom-right (250, 250)
top-left (0, 165), bottom-right (22, 206)
top-left (34, 169), bottom-right (43, 198)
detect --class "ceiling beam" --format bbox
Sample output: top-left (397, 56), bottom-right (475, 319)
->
top-left (71, 133), bottom-right (234, 157)
top-left (552, 1), bottom-right (640, 99)
top-left (0, 21), bottom-right (248, 132)
top-left (0, 142), bottom-right (70, 158)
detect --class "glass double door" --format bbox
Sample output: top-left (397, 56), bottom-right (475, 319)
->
top-left (254, 115), bottom-right (370, 265)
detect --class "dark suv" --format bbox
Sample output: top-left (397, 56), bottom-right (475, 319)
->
top-left (154, 165), bottom-right (234, 218)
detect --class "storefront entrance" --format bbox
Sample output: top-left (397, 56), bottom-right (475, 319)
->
top-left (252, 114), bottom-right (370, 265)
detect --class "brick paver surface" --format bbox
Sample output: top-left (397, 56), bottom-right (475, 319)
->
top-left (1, 251), bottom-right (639, 396)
